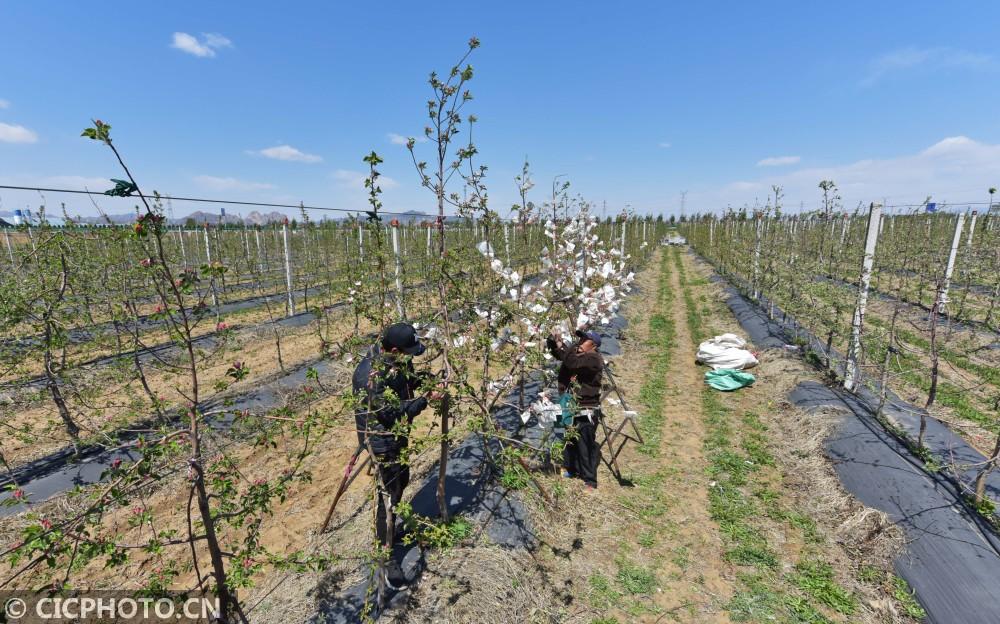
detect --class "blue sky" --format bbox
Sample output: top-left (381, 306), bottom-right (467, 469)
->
top-left (2, 1), bottom-right (999, 219)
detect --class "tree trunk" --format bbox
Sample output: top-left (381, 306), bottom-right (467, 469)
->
top-left (974, 432), bottom-right (1000, 504)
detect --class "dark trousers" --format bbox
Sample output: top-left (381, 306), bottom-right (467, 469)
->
top-left (563, 409), bottom-right (601, 486)
top-left (374, 457), bottom-right (410, 548)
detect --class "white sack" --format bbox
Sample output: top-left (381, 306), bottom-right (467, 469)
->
top-left (696, 334), bottom-right (758, 370)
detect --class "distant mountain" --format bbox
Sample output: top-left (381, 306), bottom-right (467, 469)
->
top-left (172, 210), bottom-right (243, 225)
top-left (243, 210), bottom-right (287, 225)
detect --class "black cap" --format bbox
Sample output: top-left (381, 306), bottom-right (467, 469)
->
top-left (382, 322), bottom-right (426, 355)
top-left (575, 329), bottom-right (602, 348)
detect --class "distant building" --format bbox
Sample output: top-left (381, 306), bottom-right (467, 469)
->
top-left (8, 209), bottom-right (68, 227)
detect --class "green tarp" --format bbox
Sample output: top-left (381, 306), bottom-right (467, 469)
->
top-left (705, 368), bottom-right (755, 391)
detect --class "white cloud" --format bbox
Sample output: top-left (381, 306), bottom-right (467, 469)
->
top-left (202, 33), bottom-right (232, 49)
top-left (756, 155), bottom-right (801, 167)
top-left (333, 169), bottom-right (398, 190)
top-left (249, 144), bottom-right (322, 163)
top-left (0, 123), bottom-right (38, 144)
top-left (388, 133), bottom-right (427, 146)
top-left (862, 47), bottom-right (992, 86)
top-left (693, 136), bottom-right (1000, 211)
top-left (193, 175), bottom-right (274, 191)
top-left (0, 99), bottom-right (9, 109)
top-left (658, 142), bottom-right (672, 148)
top-left (170, 32), bottom-right (232, 58)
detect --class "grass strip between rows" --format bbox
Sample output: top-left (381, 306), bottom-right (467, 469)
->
top-left (676, 246), bottom-right (872, 623)
top-left (587, 250), bottom-right (680, 623)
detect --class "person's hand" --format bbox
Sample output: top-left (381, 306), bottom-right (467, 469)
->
top-left (428, 382), bottom-right (447, 401)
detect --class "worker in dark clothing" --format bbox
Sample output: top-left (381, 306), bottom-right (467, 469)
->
top-left (352, 322), bottom-right (434, 589)
top-left (546, 329), bottom-right (605, 489)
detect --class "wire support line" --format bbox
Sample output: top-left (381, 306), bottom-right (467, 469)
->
top-left (0, 184), bottom-right (464, 220)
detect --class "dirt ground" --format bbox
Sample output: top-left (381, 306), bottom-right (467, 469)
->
top-left (0, 247), bottom-right (925, 623)
top-left (265, 247), bottom-right (914, 624)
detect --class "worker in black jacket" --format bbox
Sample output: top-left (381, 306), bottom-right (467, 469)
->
top-left (546, 329), bottom-right (605, 489)
top-left (352, 322), bottom-right (434, 589)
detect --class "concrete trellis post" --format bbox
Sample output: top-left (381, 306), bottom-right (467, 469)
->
top-left (254, 228), bottom-right (263, 272)
top-left (391, 223), bottom-right (406, 319)
top-left (752, 212), bottom-right (763, 301)
top-left (966, 210), bottom-right (978, 251)
top-left (503, 222), bottom-right (511, 266)
top-left (203, 225), bottom-right (219, 308)
top-left (619, 222), bottom-right (626, 258)
top-left (844, 202), bottom-right (883, 392)
top-left (177, 228), bottom-right (188, 265)
top-left (282, 220), bottom-right (295, 316)
top-left (426, 225), bottom-right (432, 257)
top-left (3, 229), bottom-right (13, 265)
top-left (242, 228), bottom-right (251, 265)
top-left (357, 225), bottom-right (364, 261)
top-left (262, 227), bottom-right (270, 272)
top-left (202, 225), bottom-right (211, 265)
top-left (938, 213), bottom-right (966, 313)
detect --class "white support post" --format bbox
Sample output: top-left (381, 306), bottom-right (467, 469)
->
top-left (242, 228), bottom-right (251, 265)
top-left (202, 225), bottom-right (211, 264)
top-left (619, 221), bottom-right (626, 258)
top-left (357, 225), bottom-right (364, 261)
top-left (752, 212), bottom-right (763, 300)
top-left (203, 225), bottom-right (219, 308)
top-left (844, 202), bottom-right (883, 391)
top-left (966, 210), bottom-right (978, 251)
top-left (254, 228), bottom-right (263, 272)
top-left (4, 229), bottom-right (14, 265)
top-left (938, 213), bottom-right (966, 313)
top-left (282, 221), bottom-right (295, 316)
top-left (503, 222), bottom-right (511, 266)
top-left (426, 225), bottom-right (432, 257)
top-left (178, 228), bottom-right (188, 265)
top-left (391, 223), bottom-right (406, 319)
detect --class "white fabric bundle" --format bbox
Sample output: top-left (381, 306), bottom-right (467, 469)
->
top-left (696, 333), bottom-right (758, 371)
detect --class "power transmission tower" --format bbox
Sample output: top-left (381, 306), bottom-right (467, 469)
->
top-left (680, 190), bottom-right (688, 221)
